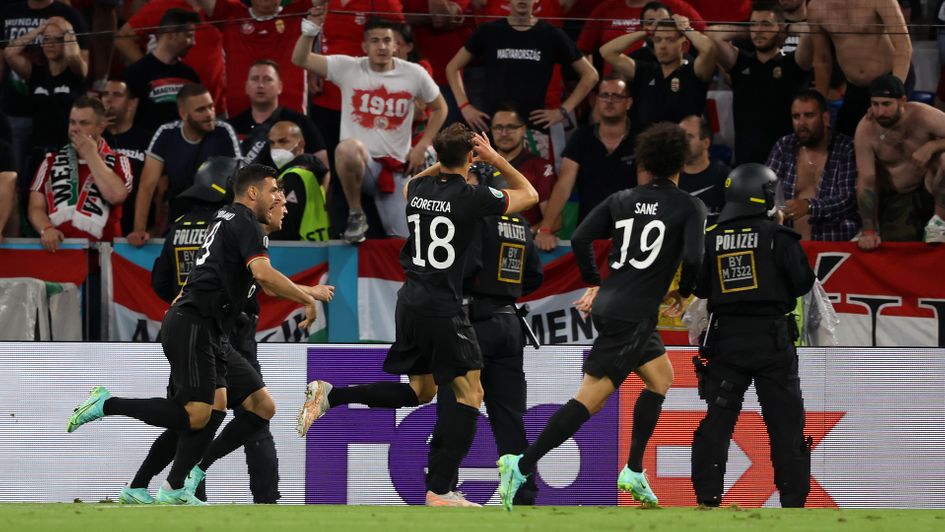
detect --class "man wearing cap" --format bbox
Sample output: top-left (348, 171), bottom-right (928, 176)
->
top-left (854, 74), bottom-right (945, 248)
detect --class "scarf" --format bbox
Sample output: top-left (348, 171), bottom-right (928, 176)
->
top-left (47, 143), bottom-right (114, 239)
top-left (373, 156), bottom-right (405, 194)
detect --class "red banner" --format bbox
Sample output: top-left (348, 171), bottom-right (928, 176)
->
top-left (0, 248), bottom-right (89, 285)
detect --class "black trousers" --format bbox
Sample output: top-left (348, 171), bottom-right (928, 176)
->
top-left (427, 311), bottom-right (538, 504)
top-left (691, 316), bottom-right (811, 508)
top-left (234, 315), bottom-right (280, 504)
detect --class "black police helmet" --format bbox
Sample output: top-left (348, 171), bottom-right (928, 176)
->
top-left (178, 156), bottom-right (239, 204)
top-left (717, 163), bottom-right (778, 223)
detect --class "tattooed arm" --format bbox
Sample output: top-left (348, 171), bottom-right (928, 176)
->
top-left (854, 119), bottom-right (881, 250)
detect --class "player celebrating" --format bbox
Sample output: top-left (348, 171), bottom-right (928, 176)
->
top-left (298, 123), bottom-right (538, 506)
top-left (497, 122), bottom-right (707, 511)
top-left (67, 164), bottom-right (320, 505)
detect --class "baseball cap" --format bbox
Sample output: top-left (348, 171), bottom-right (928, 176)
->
top-left (869, 74), bottom-right (906, 99)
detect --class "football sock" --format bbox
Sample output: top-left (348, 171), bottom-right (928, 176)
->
top-left (166, 410), bottom-right (225, 489)
top-left (427, 403), bottom-right (479, 495)
top-left (129, 429), bottom-right (178, 489)
top-left (519, 399), bottom-right (590, 476)
top-left (199, 411), bottom-right (269, 472)
top-left (327, 382), bottom-right (420, 408)
top-left (628, 389), bottom-right (665, 472)
top-left (103, 398), bottom-right (190, 430)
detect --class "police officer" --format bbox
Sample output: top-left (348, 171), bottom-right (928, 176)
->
top-left (152, 156), bottom-right (236, 302)
top-left (690, 163), bottom-right (816, 508)
top-left (134, 157), bottom-right (282, 504)
top-left (426, 162), bottom-right (545, 505)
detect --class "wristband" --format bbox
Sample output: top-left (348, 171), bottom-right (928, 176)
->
top-left (301, 18), bottom-right (323, 37)
top-left (862, 229), bottom-right (878, 236)
top-left (459, 101), bottom-right (471, 111)
top-left (40, 225), bottom-right (53, 236)
top-left (538, 227), bottom-right (553, 234)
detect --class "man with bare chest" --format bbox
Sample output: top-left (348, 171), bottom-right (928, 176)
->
top-left (809, 0), bottom-right (912, 137)
top-left (854, 75), bottom-right (945, 248)
top-left (767, 89), bottom-right (860, 241)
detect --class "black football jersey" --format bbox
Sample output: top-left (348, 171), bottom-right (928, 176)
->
top-left (175, 203), bottom-right (269, 328)
top-left (571, 182), bottom-right (707, 321)
top-left (398, 173), bottom-right (508, 316)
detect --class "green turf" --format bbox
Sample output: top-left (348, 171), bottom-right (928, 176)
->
top-left (2, 504), bottom-right (943, 532)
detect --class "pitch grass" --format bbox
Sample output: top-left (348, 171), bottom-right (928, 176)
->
top-left (2, 503), bottom-right (944, 532)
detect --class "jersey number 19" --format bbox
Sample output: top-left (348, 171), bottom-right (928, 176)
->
top-left (611, 218), bottom-right (665, 270)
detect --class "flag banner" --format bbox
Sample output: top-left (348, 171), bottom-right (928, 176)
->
top-left (357, 240), bottom-right (945, 346)
top-left (108, 240), bottom-right (329, 342)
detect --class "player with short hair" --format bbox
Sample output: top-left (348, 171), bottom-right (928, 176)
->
top-left (67, 163), bottom-right (321, 505)
top-left (497, 122), bottom-right (707, 511)
top-left (298, 122), bottom-right (538, 506)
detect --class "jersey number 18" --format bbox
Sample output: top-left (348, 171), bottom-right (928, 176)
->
top-left (407, 214), bottom-right (455, 269)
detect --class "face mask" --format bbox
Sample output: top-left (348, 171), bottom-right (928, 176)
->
top-left (270, 146), bottom-right (297, 169)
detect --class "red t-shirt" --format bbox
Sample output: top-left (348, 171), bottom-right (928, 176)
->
top-left (687, 0), bottom-right (751, 24)
top-left (30, 141), bottom-right (134, 242)
top-left (576, 0), bottom-right (706, 55)
top-left (213, 0), bottom-right (310, 116)
top-left (311, 0), bottom-right (405, 112)
top-left (511, 151), bottom-right (557, 227)
top-left (402, 0), bottom-right (473, 87)
top-left (127, 0), bottom-right (228, 116)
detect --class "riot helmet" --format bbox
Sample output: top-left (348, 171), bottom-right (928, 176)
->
top-left (716, 163), bottom-right (778, 223)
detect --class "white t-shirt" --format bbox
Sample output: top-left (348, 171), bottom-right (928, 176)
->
top-left (327, 56), bottom-right (440, 161)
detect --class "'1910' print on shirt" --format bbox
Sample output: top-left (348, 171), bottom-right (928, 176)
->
top-left (351, 86), bottom-right (413, 130)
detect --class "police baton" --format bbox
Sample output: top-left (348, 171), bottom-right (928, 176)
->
top-left (515, 303), bottom-right (540, 349)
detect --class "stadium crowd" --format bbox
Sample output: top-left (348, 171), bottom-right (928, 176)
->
top-left (1, 0), bottom-right (944, 251)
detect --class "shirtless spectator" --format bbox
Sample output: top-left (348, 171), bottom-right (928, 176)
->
top-left (854, 75), bottom-right (945, 248)
top-left (768, 90), bottom-right (860, 241)
top-left (809, 0), bottom-right (913, 137)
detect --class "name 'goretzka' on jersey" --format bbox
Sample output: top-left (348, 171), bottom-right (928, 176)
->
top-left (398, 173), bottom-right (509, 316)
top-left (175, 202), bottom-right (269, 329)
top-left (571, 182), bottom-right (707, 321)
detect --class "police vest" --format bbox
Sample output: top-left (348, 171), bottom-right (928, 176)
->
top-left (167, 209), bottom-right (217, 289)
top-left (280, 165), bottom-right (329, 241)
top-left (704, 218), bottom-right (784, 306)
top-left (470, 214), bottom-right (533, 302)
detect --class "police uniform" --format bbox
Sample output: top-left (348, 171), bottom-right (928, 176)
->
top-left (429, 204), bottom-right (544, 504)
top-left (572, 182), bottom-right (707, 387)
top-left (690, 163), bottom-right (816, 508)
